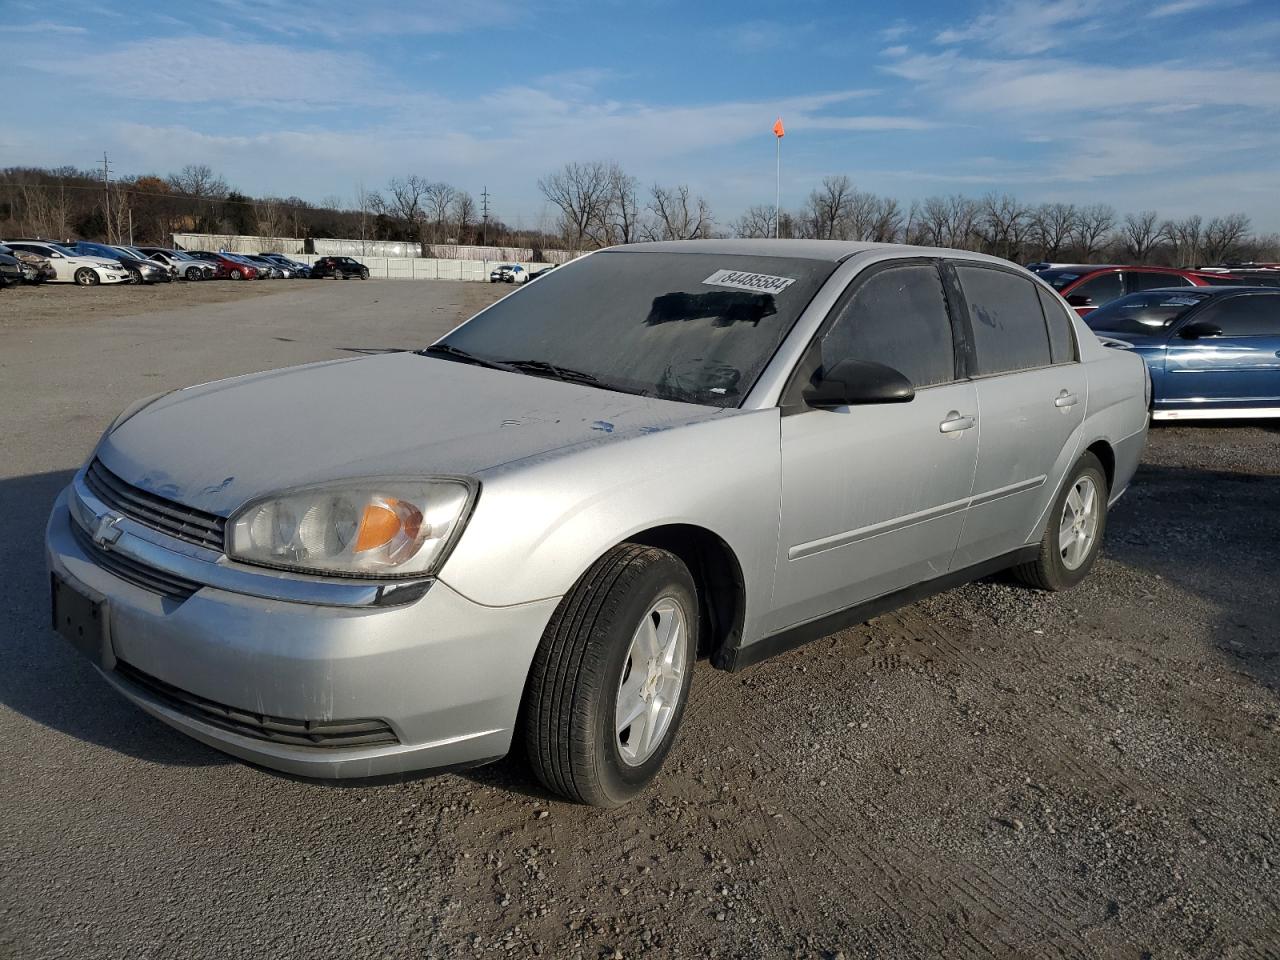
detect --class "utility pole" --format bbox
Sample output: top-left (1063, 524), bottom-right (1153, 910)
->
top-left (101, 152), bottom-right (113, 244)
top-left (481, 185), bottom-right (490, 247)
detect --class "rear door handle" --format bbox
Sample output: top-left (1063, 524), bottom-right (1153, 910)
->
top-left (939, 411), bottom-right (976, 433)
top-left (1054, 391), bottom-right (1079, 408)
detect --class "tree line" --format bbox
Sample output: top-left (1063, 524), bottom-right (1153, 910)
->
top-left (537, 164), bottom-right (1277, 266)
top-left (2, 162), bottom-right (1276, 266)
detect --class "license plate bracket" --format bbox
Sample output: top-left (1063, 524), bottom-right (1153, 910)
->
top-left (51, 573), bottom-right (110, 665)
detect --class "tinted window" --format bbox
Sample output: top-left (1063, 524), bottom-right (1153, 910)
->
top-left (1085, 292), bottom-right (1209, 335)
top-left (440, 251), bottom-right (835, 407)
top-left (1195, 295), bottom-right (1280, 337)
top-left (1127, 271), bottom-right (1192, 292)
top-left (955, 265), bottom-right (1052, 375)
top-left (1071, 271), bottom-right (1123, 305)
top-left (1036, 286), bottom-right (1077, 362)
top-left (821, 264), bottom-right (955, 389)
top-left (1038, 269), bottom-right (1082, 291)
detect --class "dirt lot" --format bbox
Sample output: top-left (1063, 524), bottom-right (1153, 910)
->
top-left (1, 281), bottom-right (1277, 959)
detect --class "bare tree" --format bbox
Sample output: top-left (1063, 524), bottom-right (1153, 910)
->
top-left (168, 164), bottom-right (228, 199)
top-left (867, 196), bottom-right (904, 243)
top-left (1030, 202), bottom-right (1078, 261)
top-left (423, 181), bottom-right (457, 244)
top-left (451, 191), bottom-right (477, 243)
top-left (1072, 203), bottom-right (1116, 260)
top-left (387, 175), bottom-right (429, 242)
top-left (603, 163), bottom-right (641, 245)
top-left (1163, 214), bottom-right (1202, 267)
top-left (644, 184), bottom-right (712, 241)
top-left (918, 195), bottom-right (978, 249)
top-left (973, 193), bottom-right (1031, 261)
top-left (803, 175), bottom-right (855, 240)
top-left (1202, 213), bottom-right (1251, 263)
top-left (732, 205), bottom-right (777, 238)
top-left (537, 161), bottom-right (614, 249)
top-left (1121, 210), bottom-right (1165, 263)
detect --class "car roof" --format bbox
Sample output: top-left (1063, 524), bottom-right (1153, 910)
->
top-left (609, 238), bottom-right (1026, 267)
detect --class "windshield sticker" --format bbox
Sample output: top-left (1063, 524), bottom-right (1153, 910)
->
top-left (1161, 296), bottom-right (1200, 306)
top-left (702, 269), bottom-right (796, 295)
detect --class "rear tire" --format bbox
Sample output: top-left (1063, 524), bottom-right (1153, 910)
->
top-left (1013, 452), bottom-right (1108, 591)
top-left (75, 268), bottom-right (99, 286)
top-left (522, 544), bottom-right (698, 807)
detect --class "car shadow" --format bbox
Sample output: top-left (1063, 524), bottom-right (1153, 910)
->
top-left (0, 469), bottom-right (229, 767)
top-left (1105, 459), bottom-right (1280, 690)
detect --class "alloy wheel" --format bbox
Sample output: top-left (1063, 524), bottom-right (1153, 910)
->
top-left (615, 597), bottom-right (688, 766)
top-left (1059, 476), bottom-right (1100, 571)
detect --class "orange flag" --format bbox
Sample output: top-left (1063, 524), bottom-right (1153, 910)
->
top-left (773, 117), bottom-right (786, 138)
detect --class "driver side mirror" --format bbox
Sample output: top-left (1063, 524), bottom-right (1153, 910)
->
top-left (804, 358), bottom-right (915, 409)
top-left (1179, 320), bottom-right (1223, 340)
top-left (1065, 294), bottom-right (1093, 307)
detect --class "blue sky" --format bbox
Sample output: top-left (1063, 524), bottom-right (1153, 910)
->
top-left (4, 0), bottom-right (1279, 231)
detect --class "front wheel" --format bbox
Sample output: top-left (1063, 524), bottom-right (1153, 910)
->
top-left (229, 269), bottom-right (243, 280)
top-left (185, 267), bottom-right (202, 281)
top-left (359, 268), bottom-right (369, 280)
top-left (522, 544), bottom-right (698, 806)
top-left (1013, 452), bottom-right (1108, 591)
top-left (75, 268), bottom-right (100, 286)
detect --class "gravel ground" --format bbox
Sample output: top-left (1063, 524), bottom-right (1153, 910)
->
top-left (1, 281), bottom-right (1277, 959)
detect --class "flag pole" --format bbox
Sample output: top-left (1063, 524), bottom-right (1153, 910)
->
top-left (775, 133), bottom-right (781, 238)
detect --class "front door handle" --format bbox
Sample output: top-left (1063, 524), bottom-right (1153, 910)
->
top-left (939, 411), bottom-right (976, 433)
top-left (1054, 391), bottom-right (1079, 408)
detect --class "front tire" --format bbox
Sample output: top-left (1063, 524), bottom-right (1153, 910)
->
top-left (229, 269), bottom-right (243, 280)
top-left (522, 544), bottom-right (698, 806)
top-left (185, 267), bottom-right (202, 281)
top-left (1013, 452), bottom-right (1108, 591)
top-left (359, 268), bottom-right (369, 280)
top-left (75, 268), bottom-right (99, 286)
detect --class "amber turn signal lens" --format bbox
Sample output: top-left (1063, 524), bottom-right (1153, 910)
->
top-left (355, 503), bottom-right (402, 552)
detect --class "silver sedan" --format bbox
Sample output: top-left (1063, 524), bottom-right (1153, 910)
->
top-left (45, 240), bottom-right (1149, 805)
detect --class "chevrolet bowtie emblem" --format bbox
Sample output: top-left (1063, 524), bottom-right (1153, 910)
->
top-left (92, 513), bottom-right (124, 549)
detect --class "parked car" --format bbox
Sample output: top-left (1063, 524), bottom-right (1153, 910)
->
top-left (0, 246), bottom-right (23, 288)
top-left (188, 251), bottom-right (258, 280)
top-left (45, 240), bottom-right (1149, 804)
top-left (489, 263), bottom-right (528, 284)
top-left (257, 253), bottom-right (309, 278)
top-left (526, 265), bottom-right (557, 283)
top-left (224, 253), bottom-right (272, 279)
top-left (1035, 265), bottom-right (1221, 316)
top-left (240, 255), bottom-right (288, 278)
top-left (64, 241), bottom-right (171, 284)
top-left (1191, 267), bottom-right (1280, 288)
top-left (1, 240), bottom-right (131, 285)
top-left (310, 255), bottom-right (369, 279)
top-left (1085, 286), bottom-right (1280, 420)
top-left (136, 247), bottom-right (217, 281)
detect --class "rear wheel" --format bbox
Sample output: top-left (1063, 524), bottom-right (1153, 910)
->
top-left (1013, 452), bottom-right (1108, 591)
top-left (522, 544), bottom-right (698, 806)
top-left (75, 268), bottom-right (99, 286)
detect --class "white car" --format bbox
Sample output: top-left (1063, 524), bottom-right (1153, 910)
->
top-left (1, 241), bottom-right (131, 285)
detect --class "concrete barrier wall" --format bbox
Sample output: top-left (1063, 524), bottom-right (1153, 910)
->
top-left (293, 254), bottom-right (545, 282)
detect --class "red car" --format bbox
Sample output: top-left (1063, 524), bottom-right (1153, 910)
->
top-left (188, 251), bottom-right (258, 281)
top-left (1035, 265), bottom-right (1222, 316)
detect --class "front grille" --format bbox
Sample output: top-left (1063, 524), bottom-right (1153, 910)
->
top-left (114, 661), bottom-right (400, 749)
top-left (71, 520), bottom-right (201, 601)
top-left (84, 458), bottom-right (226, 551)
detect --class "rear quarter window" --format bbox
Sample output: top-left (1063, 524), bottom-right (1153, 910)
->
top-left (1036, 286), bottom-right (1077, 363)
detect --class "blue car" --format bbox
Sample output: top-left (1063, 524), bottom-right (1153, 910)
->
top-left (1085, 286), bottom-right (1280, 420)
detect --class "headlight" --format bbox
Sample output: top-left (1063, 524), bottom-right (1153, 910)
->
top-left (228, 478), bottom-right (475, 578)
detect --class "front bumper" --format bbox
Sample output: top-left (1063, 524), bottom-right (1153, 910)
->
top-left (45, 487), bottom-right (558, 778)
top-left (98, 268), bottom-right (132, 284)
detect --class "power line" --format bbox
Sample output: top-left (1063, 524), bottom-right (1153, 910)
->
top-left (480, 185), bottom-right (490, 247)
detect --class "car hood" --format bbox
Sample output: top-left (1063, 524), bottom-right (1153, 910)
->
top-left (97, 352), bottom-right (723, 516)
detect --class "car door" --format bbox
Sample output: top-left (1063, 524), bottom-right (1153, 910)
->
top-left (1163, 292), bottom-right (1280, 412)
top-left (768, 260), bottom-right (980, 633)
top-left (950, 263), bottom-right (1087, 567)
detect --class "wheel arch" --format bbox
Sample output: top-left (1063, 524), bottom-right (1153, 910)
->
top-left (625, 524), bottom-right (746, 667)
top-left (1084, 438), bottom-right (1115, 492)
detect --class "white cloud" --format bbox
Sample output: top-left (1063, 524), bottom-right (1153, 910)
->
top-left (202, 0), bottom-right (527, 36)
top-left (933, 0), bottom-right (1108, 54)
top-left (8, 20), bottom-right (86, 34)
top-left (1148, 0), bottom-right (1239, 17)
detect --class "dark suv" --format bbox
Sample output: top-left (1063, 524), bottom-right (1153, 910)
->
top-left (310, 256), bottom-right (369, 280)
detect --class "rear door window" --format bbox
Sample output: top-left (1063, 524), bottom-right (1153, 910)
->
top-left (1071, 271), bottom-right (1123, 306)
top-left (820, 263), bottom-right (955, 388)
top-left (1194, 294), bottom-right (1280, 337)
top-left (954, 265), bottom-right (1052, 375)
top-left (1127, 271), bottom-right (1193, 292)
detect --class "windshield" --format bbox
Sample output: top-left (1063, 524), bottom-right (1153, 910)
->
top-left (1038, 269), bottom-right (1085, 290)
top-left (1084, 291), bottom-right (1210, 335)
top-left (435, 251), bottom-right (835, 407)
